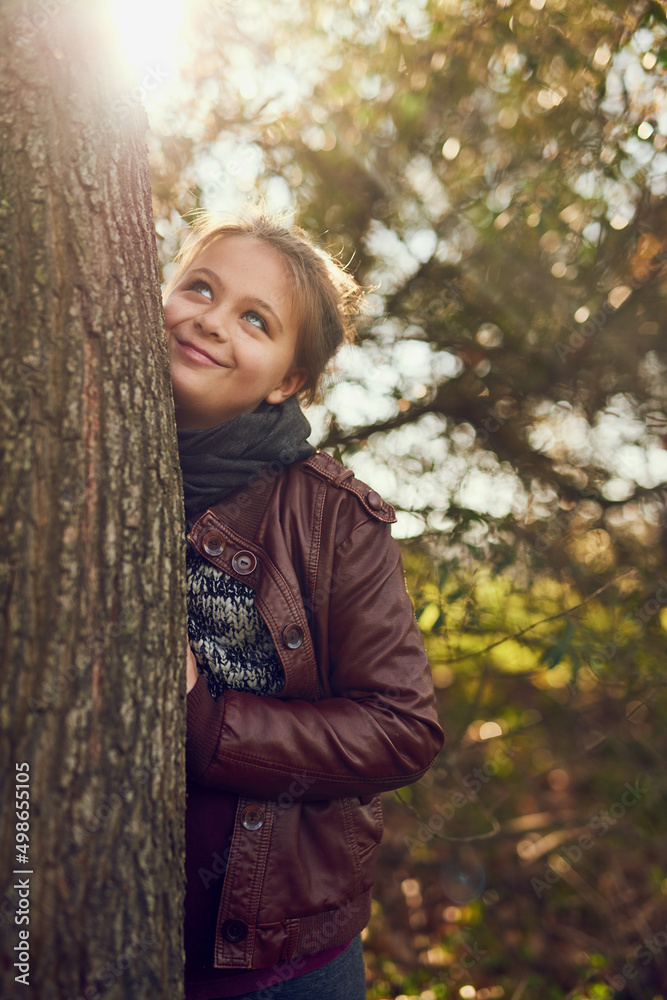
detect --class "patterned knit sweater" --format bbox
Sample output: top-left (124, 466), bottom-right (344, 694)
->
top-left (186, 543), bottom-right (284, 700)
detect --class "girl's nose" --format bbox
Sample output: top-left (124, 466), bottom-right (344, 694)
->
top-left (194, 304), bottom-right (229, 340)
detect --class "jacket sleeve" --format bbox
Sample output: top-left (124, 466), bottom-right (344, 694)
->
top-left (185, 517), bottom-right (444, 800)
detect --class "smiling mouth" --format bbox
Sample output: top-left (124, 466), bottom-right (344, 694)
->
top-left (175, 339), bottom-right (224, 367)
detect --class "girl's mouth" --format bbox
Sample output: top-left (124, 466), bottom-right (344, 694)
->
top-left (175, 338), bottom-right (223, 367)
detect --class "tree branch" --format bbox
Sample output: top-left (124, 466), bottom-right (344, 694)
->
top-left (439, 570), bottom-right (634, 664)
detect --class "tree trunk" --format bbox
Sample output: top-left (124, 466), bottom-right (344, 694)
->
top-left (0, 2), bottom-right (186, 998)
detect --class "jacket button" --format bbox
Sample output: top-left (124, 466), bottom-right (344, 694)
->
top-left (202, 531), bottom-right (224, 556)
top-left (221, 918), bottom-right (248, 943)
top-left (367, 490), bottom-right (383, 511)
top-left (232, 550), bottom-right (257, 575)
top-left (282, 624), bottom-right (303, 649)
top-left (241, 806), bottom-right (265, 831)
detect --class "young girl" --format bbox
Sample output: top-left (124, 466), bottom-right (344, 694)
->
top-left (162, 213), bottom-right (444, 1000)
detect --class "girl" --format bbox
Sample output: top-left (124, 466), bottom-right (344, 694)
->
top-left (163, 212), bottom-right (444, 1000)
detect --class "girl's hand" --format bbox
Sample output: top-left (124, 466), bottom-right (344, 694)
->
top-left (186, 638), bottom-right (199, 694)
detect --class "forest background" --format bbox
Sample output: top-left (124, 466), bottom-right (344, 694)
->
top-left (12, 0), bottom-right (667, 997)
top-left (147, 0), bottom-right (667, 996)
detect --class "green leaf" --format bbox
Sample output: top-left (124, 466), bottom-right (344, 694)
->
top-left (647, 1), bottom-right (667, 25)
top-left (540, 619), bottom-right (576, 669)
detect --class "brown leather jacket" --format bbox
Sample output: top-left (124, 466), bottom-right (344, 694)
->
top-left (185, 450), bottom-right (444, 971)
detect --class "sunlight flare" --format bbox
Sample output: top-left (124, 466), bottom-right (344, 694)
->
top-left (107, 0), bottom-right (187, 107)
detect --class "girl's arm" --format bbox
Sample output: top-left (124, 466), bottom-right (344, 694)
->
top-left (185, 517), bottom-right (444, 801)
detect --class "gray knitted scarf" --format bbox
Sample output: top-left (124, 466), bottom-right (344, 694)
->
top-left (176, 396), bottom-right (315, 522)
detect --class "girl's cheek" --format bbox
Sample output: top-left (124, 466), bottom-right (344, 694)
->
top-left (162, 299), bottom-right (177, 330)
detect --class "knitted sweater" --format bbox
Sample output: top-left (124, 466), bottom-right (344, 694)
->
top-left (185, 544), bottom-right (283, 699)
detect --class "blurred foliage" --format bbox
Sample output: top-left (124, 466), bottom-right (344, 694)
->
top-left (364, 545), bottom-right (667, 997)
top-left (146, 0), bottom-right (667, 995)
top-left (151, 0), bottom-right (667, 577)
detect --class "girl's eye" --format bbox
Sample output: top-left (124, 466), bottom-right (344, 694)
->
top-left (243, 311), bottom-right (267, 332)
top-left (188, 280), bottom-right (213, 299)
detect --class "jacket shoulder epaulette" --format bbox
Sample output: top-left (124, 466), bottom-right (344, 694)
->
top-left (300, 451), bottom-right (396, 523)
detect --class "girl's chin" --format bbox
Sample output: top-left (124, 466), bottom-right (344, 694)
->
top-left (170, 372), bottom-right (209, 406)
top-left (171, 389), bottom-right (231, 428)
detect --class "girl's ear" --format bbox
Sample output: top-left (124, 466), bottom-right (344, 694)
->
top-left (265, 368), bottom-right (308, 406)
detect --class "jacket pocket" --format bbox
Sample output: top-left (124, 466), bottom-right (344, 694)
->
top-left (349, 794), bottom-right (384, 891)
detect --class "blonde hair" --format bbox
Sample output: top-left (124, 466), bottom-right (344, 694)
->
top-left (163, 211), bottom-right (364, 406)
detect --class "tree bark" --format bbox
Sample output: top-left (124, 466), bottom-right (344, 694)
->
top-left (0, 2), bottom-right (186, 998)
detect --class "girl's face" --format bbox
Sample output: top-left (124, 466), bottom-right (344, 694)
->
top-left (163, 235), bottom-right (306, 429)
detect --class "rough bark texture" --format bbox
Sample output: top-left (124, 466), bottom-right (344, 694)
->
top-left (0, 2), bottom-right (186, 997)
